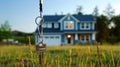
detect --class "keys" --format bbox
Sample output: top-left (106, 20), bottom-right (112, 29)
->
top-left (36, 42), bottom-right (46, 65)
top-left (36, 42), bottom-right (46, 55)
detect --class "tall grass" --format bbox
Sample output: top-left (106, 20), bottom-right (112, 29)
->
top-left (0, 45), bottom-right (120, 67)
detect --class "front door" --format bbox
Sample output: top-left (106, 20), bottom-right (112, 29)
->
top-left (66, 34), bottom-right (73, 44)
top-left (67, 38), bottom-right (71, 44)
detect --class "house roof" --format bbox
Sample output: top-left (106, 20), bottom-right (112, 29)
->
top-left (43, 15), bottom-right (64, 22)
top-left (43, 14), bottom-right (95, 22)
top-left (73, 15), bottom-right (95, 21)
top-left (35, 14), bottom-right (96, 33)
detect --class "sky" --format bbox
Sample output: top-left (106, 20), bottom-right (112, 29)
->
top-left (0, 0), bottom-right (120, 33)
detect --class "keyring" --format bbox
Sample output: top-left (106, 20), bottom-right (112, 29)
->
top-left (35, 16), bottom-right (44, 26)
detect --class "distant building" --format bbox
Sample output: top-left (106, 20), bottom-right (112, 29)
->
top-left (35, 14), bottom-right (96, 46)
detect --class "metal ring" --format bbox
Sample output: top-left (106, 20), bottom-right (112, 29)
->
top-left (35, 16), bottom-right (44, 26)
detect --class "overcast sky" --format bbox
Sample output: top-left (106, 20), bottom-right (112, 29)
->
top-left (0, 0), bottom-right (120, 33)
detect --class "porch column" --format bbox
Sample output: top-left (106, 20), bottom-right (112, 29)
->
top-left (92, 33), bottom-right (96, 41)
top-left (75, 34), bottom-right (78, 40)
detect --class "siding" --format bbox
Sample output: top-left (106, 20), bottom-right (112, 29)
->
top-left (61, 34), bottom-right (65, 44)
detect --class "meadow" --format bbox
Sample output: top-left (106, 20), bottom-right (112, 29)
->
top-left (0, 44), bottom-right (120, 67)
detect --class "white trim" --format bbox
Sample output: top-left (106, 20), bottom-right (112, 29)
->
top-left (59, 14), bottom-right (69, 22)
top-left (67, 16), bottom-right (70, 20)
top-left (58, 14), bottom-right (68, 30)
top-left (71, 15), bottom-right (79, 30)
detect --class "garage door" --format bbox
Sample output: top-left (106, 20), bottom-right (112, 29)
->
top-left (43, 35), bottom-right (61, 46)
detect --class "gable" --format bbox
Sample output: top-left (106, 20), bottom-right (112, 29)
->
top-left (59, 14), bottom-right (79, 22)
top-left (59, 14), bottom-right (78, 30)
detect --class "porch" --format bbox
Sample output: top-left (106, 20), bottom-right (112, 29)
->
top-left (61, 33), bottom-right (96, 45)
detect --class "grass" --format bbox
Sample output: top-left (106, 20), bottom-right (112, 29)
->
top-left (0, 45), bottom-right (120, 67)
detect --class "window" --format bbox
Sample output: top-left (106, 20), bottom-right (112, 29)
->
top-left (45, 36), bottom-right (49, 39)
top-left (42, 23), bottom-right (46, 28)
top-left (80, 23), bottom-right (90, 29)
top-left (81, 35), bottom-right (84, 41)
top-left (86, 35), bottom-right (89, 41)
top-left (64, 21), bottom-right (74, 29)
top-left (50, 36), bottom-right (54, 39)
top-left (86, 23), bottom-right (89, 28)
top-left (70, 22), bottom-right (73, 28)
top-left (55, 36), bottom-right (59, 39)
top-left (81, 23), bottom-right (84, 28)
top-left (47, 23), bottom-right (52, 28)
top-left (54, 23), bottom-right (59, 28)
top-left (80, 35), bottom-right (90, 42)
top-left (66, 22), bottom-right (69, 28)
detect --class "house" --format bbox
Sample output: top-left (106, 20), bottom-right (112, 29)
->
top-left (35, 14), bottom-right (96, 46)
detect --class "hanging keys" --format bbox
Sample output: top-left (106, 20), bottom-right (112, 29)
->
top-left (35, 0), bottom-right (46, 65)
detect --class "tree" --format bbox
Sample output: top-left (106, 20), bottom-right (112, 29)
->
top-left (111, 15), bottom-right (120, 42)
top-left (92, 6), bottom-right (99, 18)
top-left (76, 5), bottom-right (83, 15)
top-left (103, 4), bottom-right (115, 25)
top-left (96, 15), bottom-right (109, 43)
top-left (0, 21), bottom-right (11, 31)
top-left (0, 21), bottom-right (12, 41)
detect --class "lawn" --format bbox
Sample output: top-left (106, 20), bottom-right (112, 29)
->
top-left (0, 45), bottom-right (120, 67)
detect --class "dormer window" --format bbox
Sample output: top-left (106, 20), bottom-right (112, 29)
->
top-left (64, 21), bottom-right (74, 29)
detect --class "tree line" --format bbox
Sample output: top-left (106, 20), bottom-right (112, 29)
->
top-left (75, 4), bottom-right (120, 44)
top-left (0, 21), bottom-right (35, 45)
top-left (92, 4), bottom-right (120, 44)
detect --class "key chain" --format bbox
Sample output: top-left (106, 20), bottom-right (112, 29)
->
top-left (35, 0), bottom-right (46, 66)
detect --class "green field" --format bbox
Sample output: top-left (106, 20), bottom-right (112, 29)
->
top-left (0, 45), bottom-right (120, 67)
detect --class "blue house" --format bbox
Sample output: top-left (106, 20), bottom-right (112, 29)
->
top-left (35, 14), bottom-right (96, 46)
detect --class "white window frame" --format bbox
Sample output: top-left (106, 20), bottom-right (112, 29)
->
top-left (54, 23), bottom-right (59, 28)
top-left (64, 21), bottom-right (74, 30)
top-left (80, 35), bottom-right (90, 42)
top-left (80, 23), bottom-right (90, 30)
top-left (42, 23), bottom-right (47, 28)
top-left (47, 23), bottom-right (52, 28)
